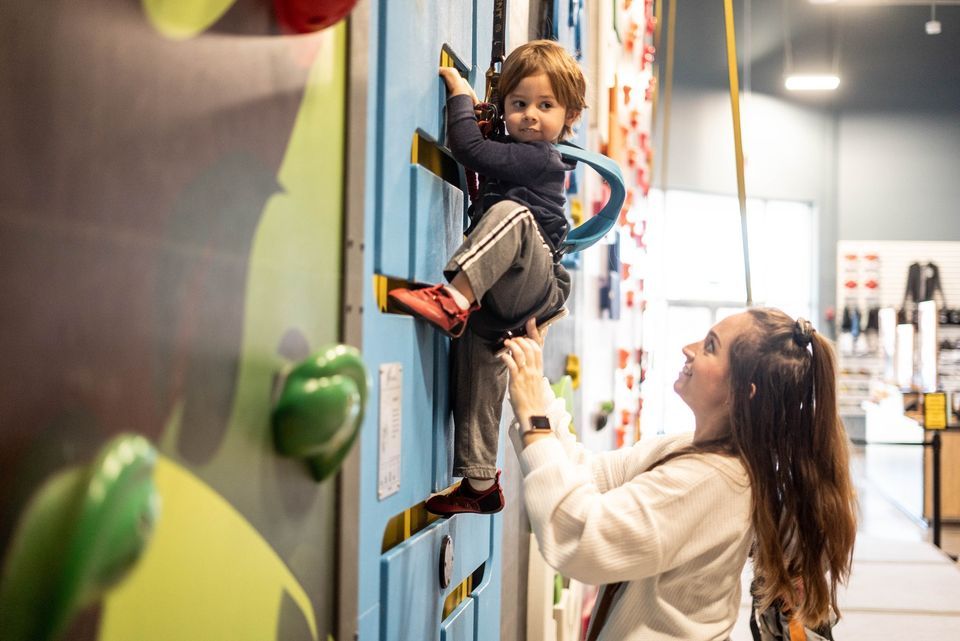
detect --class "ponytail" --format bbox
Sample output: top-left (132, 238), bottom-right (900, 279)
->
top-left (729, 309), bottom-right (857, 628)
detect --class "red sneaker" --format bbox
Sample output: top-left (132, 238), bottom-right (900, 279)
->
top-left (425, 472), bottom-right (504, 516)
top-left (388, 284), bottom-right (478, 338)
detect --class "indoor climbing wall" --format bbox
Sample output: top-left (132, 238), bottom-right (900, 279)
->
top-left (0, 1), bottom-right (352, 640)
top-left (576, 0), bottom-right (657, 452)
top-left (353, 2), bottom-right (504, 639)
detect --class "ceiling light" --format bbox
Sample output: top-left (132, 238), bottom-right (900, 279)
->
top-left (783, 1), bottom-right (842, 94)
top-left (785, 74), bottom-right (841, 91)
top-left (927, 4), bottom-right (941, 34)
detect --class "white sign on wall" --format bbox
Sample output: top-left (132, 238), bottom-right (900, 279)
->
top-left (378, 362), bottom-right (402, 500)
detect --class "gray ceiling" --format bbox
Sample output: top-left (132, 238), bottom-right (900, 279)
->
top-left (667, 0), bottom-right (960, 111)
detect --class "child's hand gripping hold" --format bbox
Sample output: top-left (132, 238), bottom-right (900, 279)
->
top-left (439, 67), bottom-right (480, 105)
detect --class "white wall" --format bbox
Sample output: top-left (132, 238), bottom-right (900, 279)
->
top-left (657, 91), bottom-right (960, 332)
top-left (656, 87), bottom-right (838, 328)
top-left (837, 112), bottom-right (960, 241)
top-left (660, 88), bottom-right (836, 202)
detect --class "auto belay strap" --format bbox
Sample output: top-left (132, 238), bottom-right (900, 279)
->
top-left (479, 0), bottom-right (506, 135)
top-left (487, 0), bottom-right (506, 103)
top-left (466, 0), bottom-right (508, 206)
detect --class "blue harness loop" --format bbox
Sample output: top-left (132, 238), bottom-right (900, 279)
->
top-left (556, 142), bottom-right (626, 255)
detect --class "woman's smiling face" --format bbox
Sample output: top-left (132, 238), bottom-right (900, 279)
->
top-left (674, 312), bottom-right (754, 442)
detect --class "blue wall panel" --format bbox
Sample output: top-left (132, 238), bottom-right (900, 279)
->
top-left (359, 2), bottom-right (500, 640)
top-left (411, 167), bottom-right (464, 285)
top-left (441, 599), bottom-right (476, 641)
top-left (380, 515), bottom-right (493, 641)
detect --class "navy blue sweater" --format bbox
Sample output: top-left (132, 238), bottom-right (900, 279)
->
top-left (445, 94), bottom-right (575, 252)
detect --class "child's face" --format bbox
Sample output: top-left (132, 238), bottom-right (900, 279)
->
top-left (503, 73), bottom-right (578, 144)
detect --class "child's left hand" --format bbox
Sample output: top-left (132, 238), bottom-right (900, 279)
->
top-left (439, 67), bottom-right (479, 105)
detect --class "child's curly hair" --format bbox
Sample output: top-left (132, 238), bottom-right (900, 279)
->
top-left (498, 39), bottom-right (587, 140)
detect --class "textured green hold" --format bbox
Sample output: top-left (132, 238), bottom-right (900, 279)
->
top-left (0, 434), bottom-right (160, 641)
top-left (272, 344), bottom-right (368, 482)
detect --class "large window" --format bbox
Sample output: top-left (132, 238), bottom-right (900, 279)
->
top-left (642, 190), bottom-right (816, 434)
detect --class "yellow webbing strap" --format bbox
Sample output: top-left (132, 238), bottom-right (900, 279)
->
top-left (788, 615), bottom-right (807, 641)
top-left (722, 0), bottom-right (753, 306)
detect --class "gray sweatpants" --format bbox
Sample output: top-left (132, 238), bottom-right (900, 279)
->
top-left (444, 200), bottom-right (571, 479)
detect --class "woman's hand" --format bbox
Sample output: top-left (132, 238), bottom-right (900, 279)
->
top-left (439, 67), bottom-right (479, 105)
top-left (500, 318), bottom-right (550, 435)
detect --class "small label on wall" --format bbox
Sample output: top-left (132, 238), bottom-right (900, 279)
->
top-left (378, 363), bottom-right (403, 499)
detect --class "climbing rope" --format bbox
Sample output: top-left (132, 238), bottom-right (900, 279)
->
top-left (723, 0), bottom-right (753, 306)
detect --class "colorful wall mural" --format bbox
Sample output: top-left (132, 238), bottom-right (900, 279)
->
top-left (0, 0), bottom-right (348, 638)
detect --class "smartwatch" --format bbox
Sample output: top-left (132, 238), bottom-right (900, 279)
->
top-left (527, 415), bottom-right (552, 434)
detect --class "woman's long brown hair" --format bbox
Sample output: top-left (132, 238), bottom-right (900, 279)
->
top-left (729, 308), bottom-right (857, 627)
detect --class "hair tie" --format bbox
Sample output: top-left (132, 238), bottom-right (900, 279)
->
top-left (793, 318), bottom-right (814, 348)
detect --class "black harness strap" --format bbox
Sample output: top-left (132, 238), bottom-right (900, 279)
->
top-left (467, 0), bottom-right (508, 206)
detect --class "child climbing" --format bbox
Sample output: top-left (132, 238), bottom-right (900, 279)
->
top-left (388, 39), bottom-right (587, 515)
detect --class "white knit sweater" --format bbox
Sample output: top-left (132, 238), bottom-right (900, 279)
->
top-left (514, 383), bottom-right (753, 640)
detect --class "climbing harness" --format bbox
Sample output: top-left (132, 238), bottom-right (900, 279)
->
top-left (556, 142), bottom-right (625, 255)
top-left (463, 0), bottom-right (625, 256)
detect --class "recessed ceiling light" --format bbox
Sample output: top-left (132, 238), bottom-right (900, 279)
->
top-left (785, 74), bottom-right (841, 91)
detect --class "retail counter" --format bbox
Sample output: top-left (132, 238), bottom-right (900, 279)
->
top-left (863, 401), bottom-right (925, 522)
top-left (863, 400), bottom-right (960, 523)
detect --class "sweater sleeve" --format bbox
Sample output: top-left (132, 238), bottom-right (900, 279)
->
top-left (444, 94), bottom-right (560, 183)
top-left (508, 380), bottom-right (673, 492)
top-left (509, 378), bottom-right (625, 489)
top-left (519, 438), bottom-right (750, 586)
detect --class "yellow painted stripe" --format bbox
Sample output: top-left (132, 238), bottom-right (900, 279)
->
top-left (442, 573), bottom-right (475, 620)
top-left (411, 132), bottom-right (461, 187)
top-left (722, 0), bottom-right (753, 306)
top-left (380, 501), bottom-right (442, 553)
top-left (373, 274), bottom-right (389, 312)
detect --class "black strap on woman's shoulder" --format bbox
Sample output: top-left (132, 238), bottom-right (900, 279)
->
top-left (585, 581), bottom-right (625, 641)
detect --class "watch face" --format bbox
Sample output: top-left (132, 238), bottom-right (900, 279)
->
top-left (530, 415), bottom-right (551, 430)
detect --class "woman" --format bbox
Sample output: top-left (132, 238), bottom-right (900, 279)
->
top-left (501, 308), bottom-right (857, 640)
